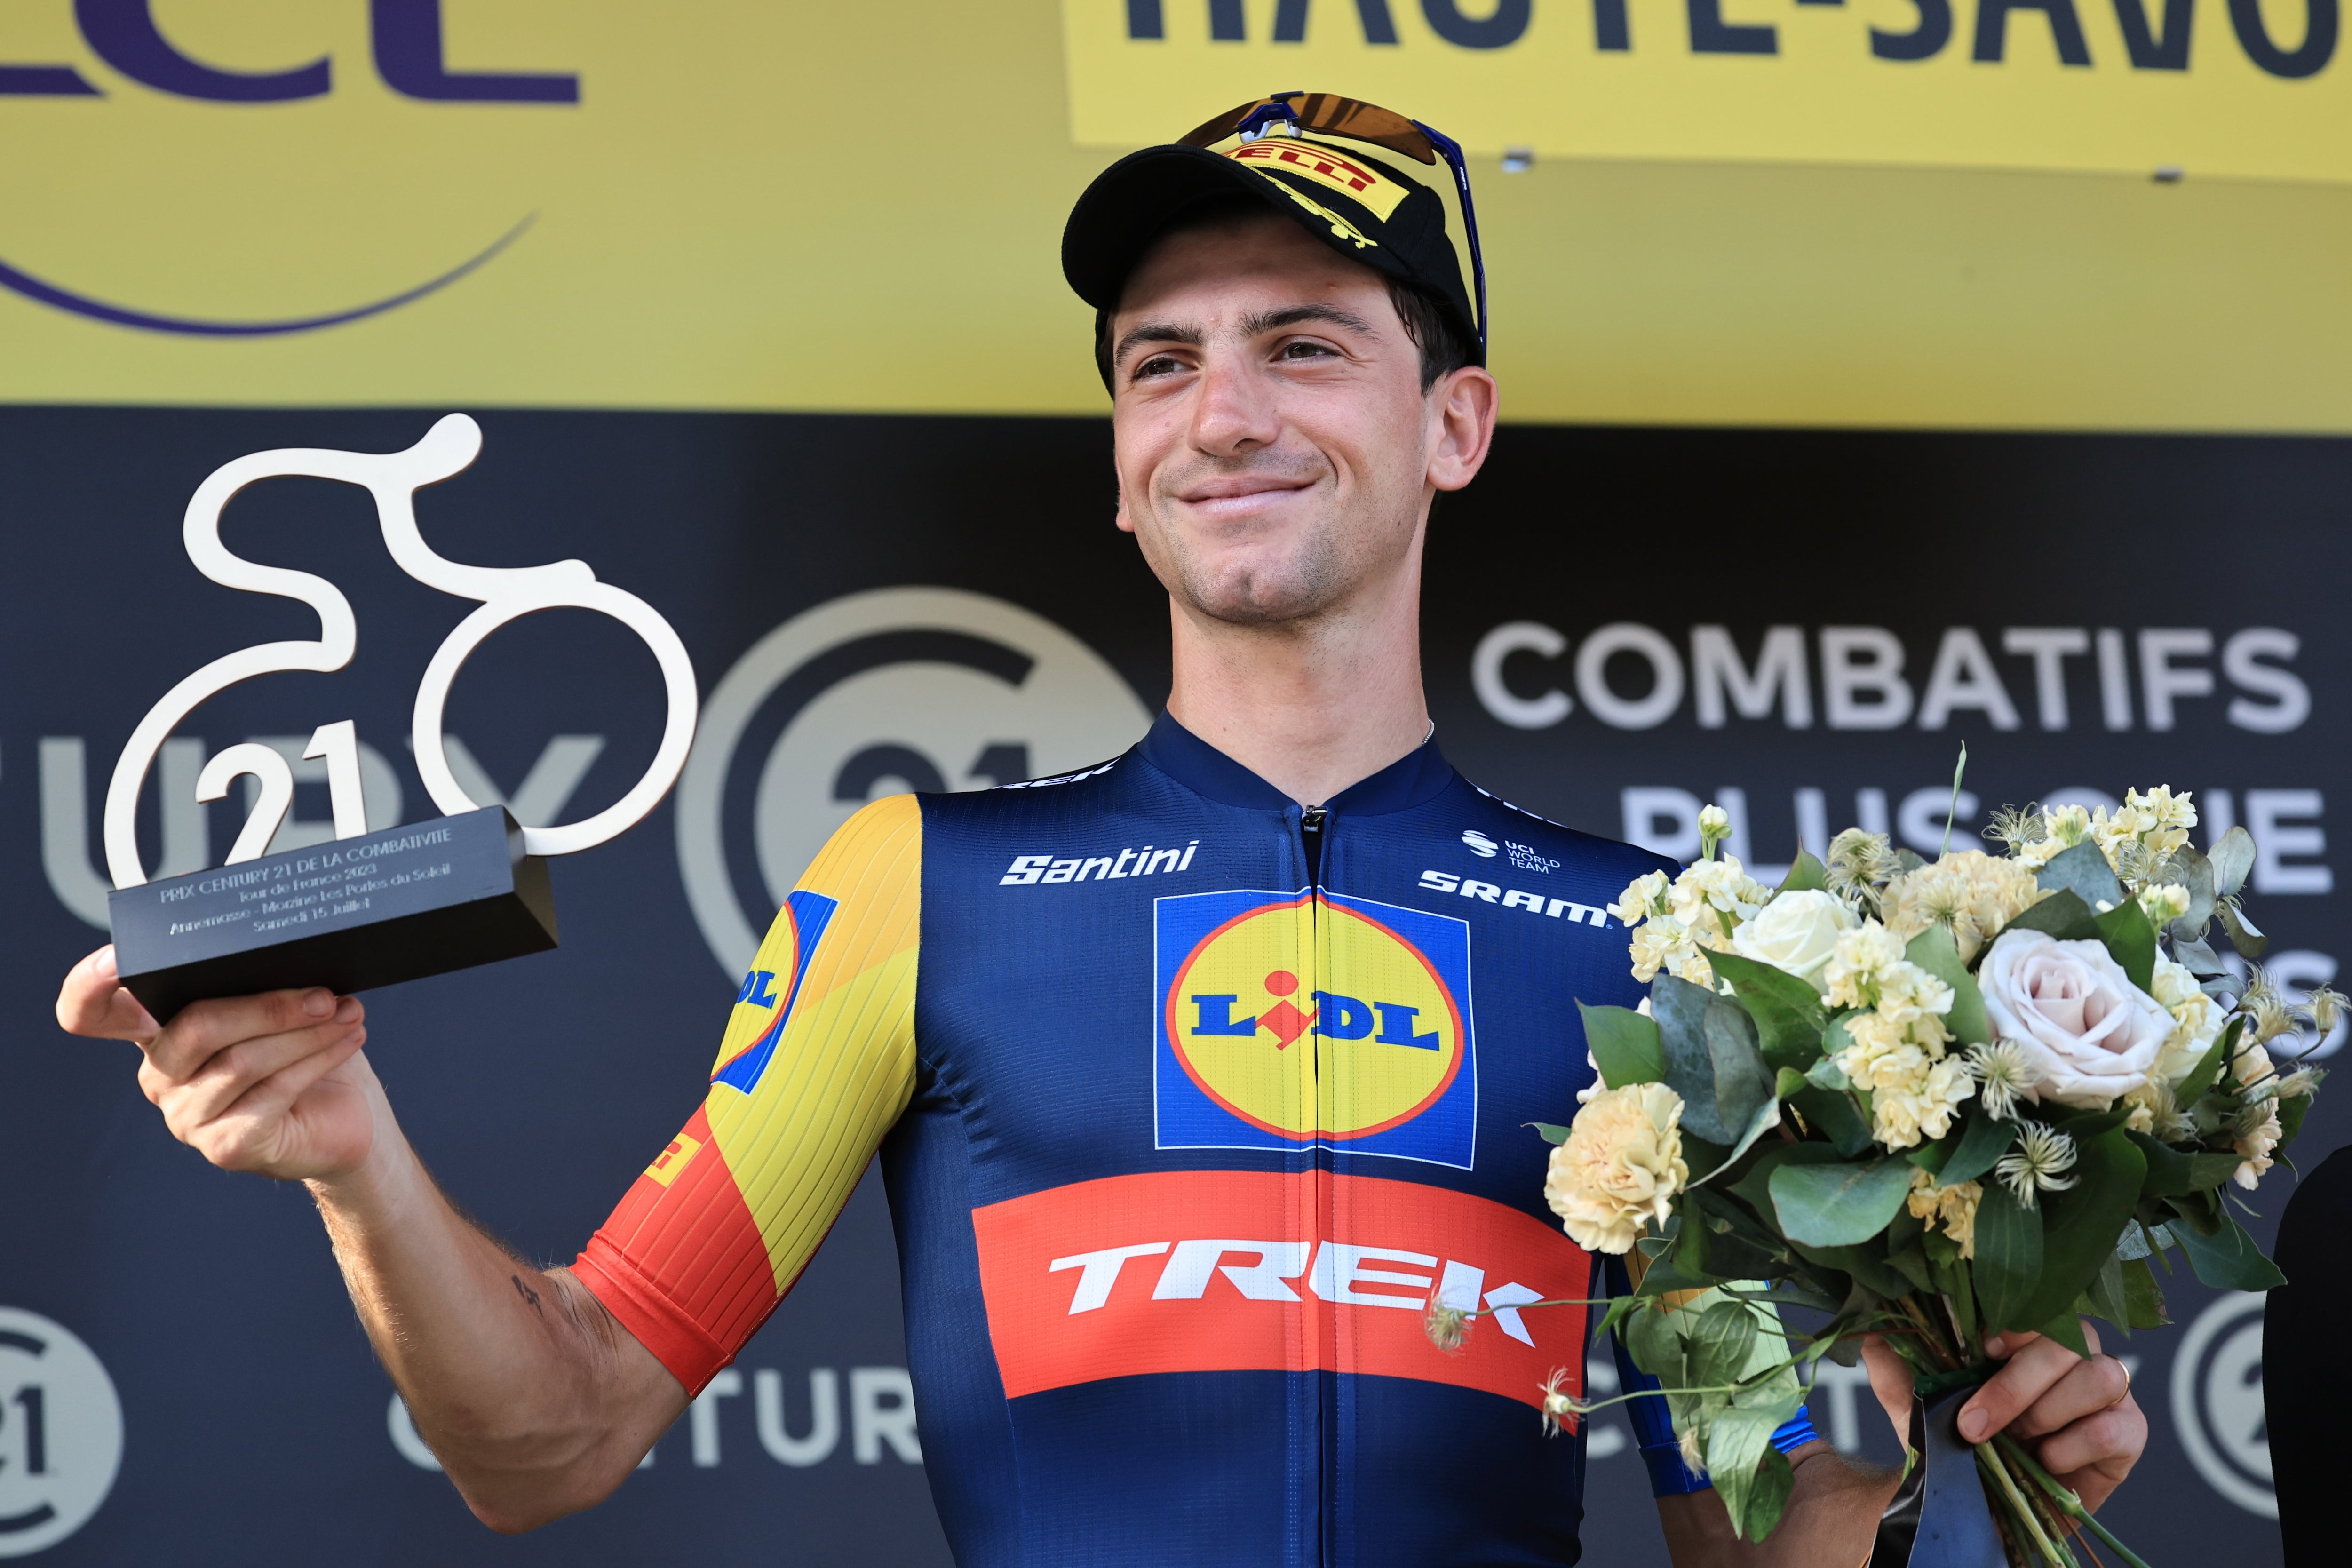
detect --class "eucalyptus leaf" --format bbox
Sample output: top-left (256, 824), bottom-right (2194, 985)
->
top-left (2092, 899), bottom-right (2157, 994)
top-left (1999, 888), bottom-right (2102, 944)
top-left (2035, 839), bottom-right (2126, 913)
top-left (2172, 935), bottom-right (2229, 979)
top-left (1529, 1122), bottom-right (1571, 1146)
top-left (2082, 1248), bottom-right (2130, 1337)
top-left (1807, 1047), bottom-right (1852, 1093)
top-left (1690, 1098), bottom-right (1784, 1186)
top-left (2217, 899), bottom-right (2268, 960)
top-left (1902, 926), bottom-right (1990, 1044)
top-left (1729, 1142), bottom-right (1845, 1217)
top-left (1939, 1112), bottom-right (2018, 1187)
top-left (2116, 1219), bottom-right (2152, 1260)
top-left (1655, 979), bottom-right (1777, 1146)
top-left (1972, 1182), bottom-right (2044, 1331)
top-left (1769, 1157), bottom-right (1915, 1247)
top-left (2210, 826), bottom-right (2256, 899)
top-left (2174, 1211), bottom-right (2288, 1291)
top-left (2166, 844), bottom-right (2217, 939)
top-left (1579, 1001), bottom-right (1665, 1089)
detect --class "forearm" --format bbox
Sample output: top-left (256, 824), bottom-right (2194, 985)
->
top-left (309, 1064), bottom-right (683, 1530)
top-left (1659, 1442), bottom-right (1900, 1568)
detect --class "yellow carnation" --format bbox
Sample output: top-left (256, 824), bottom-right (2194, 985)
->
top-left (1544, 1082), bottom-right (1690, 1255)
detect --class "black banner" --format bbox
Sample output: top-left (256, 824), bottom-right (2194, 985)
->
top-left (2, 410), bottom-right (2328, 1563)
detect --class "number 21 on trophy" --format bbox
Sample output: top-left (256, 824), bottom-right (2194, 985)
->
top-left (101, 414), bottom-right (698, 1022)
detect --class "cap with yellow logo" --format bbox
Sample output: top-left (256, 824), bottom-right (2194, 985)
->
top-left (1062, 92), bottom-right (1484, 366)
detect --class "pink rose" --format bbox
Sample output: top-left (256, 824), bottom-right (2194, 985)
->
top-left (1978, 929), bottom-right (2172, 1109)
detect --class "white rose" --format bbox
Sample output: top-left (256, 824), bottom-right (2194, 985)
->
top-left (1978, 929), bottom-right (2174, 1109)
top-left (1728, 890), bottom-right (1858, 994)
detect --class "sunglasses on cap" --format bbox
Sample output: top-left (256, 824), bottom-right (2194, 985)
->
top-left (1178, 91), bottom-right (1487, 357)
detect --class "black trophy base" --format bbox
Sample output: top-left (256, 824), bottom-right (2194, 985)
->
top-left (107, 807), bottom-right (557, 1022)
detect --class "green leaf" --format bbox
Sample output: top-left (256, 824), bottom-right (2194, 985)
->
top-left (2175, 1020), bottom-right (2241, 1105)
top-left (2015, 1130), bottom-right (2149, 1329)
top-left (1939, 1113), bottom-right (2018, 1187)
top-left (2174, 1212), bottom-right (2288, 1291)
top-left (1902, 926), bottom-right (1990, 1045)
top-left (1728, 1439), bottom-right (1796, 1543)
top-left (2217, 899), bottom-right (2269, 960)
top-left (1691, 1099), bottom-right (1785, 1186)
top-left (1654, 977), bottom-right (1777, 1146)
top-left (2036, 839), bottom-right (2125, 913)
top-left (1999, 887), bottom-right (2102, 944)
top-left (2091, 899), bottom-right (2158, 995)
top-left (2037, 1310), bottom-right (2091, 1358)
top-left (2278, 1092), bottom-right (2312, 1157)
top-left (2081, 1249), bottom-right (2130, 1337)
top-left (1788, 1083), bottom-right (1875, 1158)
top-left (2129, 1131), bottom-right (2241, 1197)
top-left (1706, 949), bottom-right (1828, 1074)
top-left (2210, 826), bottom-right (2255, 899)
top-left (2120, 1258), bottom-right (2170, 1328)
top-left (1686, 1296), bottom-right (1760, 1386)
top-left (1885, 1240), bottom-right (1934, 1294)
top-left (1578, 1001), bottom-right (1664, 1089)
top-left (1622, 1292), bottom-right (1686, 1382)
top-left (2167, 844), bottom-right (2217, 940)
top-left (1769, 1157), bottom-right (1915, 1247)
top-left (1779, 852), bottom-right (1830, 893)
top-left (1729, 1141), bottom-right (1845, 1216)
top-left (2163, 1186), bottom-right (2225, 1237)
top-left (1775, 1067), bottom-right (1808, 1099)
top-left (1807, 1039), bottom-right (1852, 1091)
top-left (2172, 935), bottom-right (2229, 978)
top-left (1529, 1122), bottom-right (1571, 1146)
top-left (1787, 1237), bottom-right (1913, 1299)
top-left (1972, 1182), bottom-right (2044, 1332)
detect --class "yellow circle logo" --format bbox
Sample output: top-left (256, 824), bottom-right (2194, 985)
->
top-left (1164, 895), bottom-right (1464, 1140)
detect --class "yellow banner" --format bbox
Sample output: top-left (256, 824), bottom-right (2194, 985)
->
top-left (1063, 0), bottom-right (2351, 181)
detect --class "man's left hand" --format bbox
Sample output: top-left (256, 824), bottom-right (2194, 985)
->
top-left (1865, 1321), bottom-right (2145, 1511)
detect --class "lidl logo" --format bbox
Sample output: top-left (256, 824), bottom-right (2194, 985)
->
top-left (1154, 888), bottom-right (1475, 1168)
top-left (710, 888), bottom-right (838, 1096)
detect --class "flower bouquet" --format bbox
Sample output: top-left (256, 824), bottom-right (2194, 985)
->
top-left (1519, 785), bottom-right (2320, 1566)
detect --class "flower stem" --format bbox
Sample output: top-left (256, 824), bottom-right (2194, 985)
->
top-left (1992, 1434), bottom-right (2155, 1568)
top-left (1975, 1444), bottom-right (2074, 1568)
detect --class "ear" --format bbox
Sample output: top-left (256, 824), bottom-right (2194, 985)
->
top-left (1427, 366), bottom-right (1498, 493)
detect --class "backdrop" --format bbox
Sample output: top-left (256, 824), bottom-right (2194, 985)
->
top-left (0, 408), bottom-right (2334, 1563)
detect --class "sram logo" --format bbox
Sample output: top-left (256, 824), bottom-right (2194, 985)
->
top-left (972, 1171), bottom-right (1592, 1412)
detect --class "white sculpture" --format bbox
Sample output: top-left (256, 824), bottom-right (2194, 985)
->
top-left (104, 414), bottom-right (698, 890)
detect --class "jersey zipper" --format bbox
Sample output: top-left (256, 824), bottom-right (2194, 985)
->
top-left (1295, 802), bottom-right (1335, 1566)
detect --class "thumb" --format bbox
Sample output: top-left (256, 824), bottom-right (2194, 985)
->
top-left (1859, 1335), bottom-right (1918, 1447)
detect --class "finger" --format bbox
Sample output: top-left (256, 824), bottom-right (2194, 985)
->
top-left (197, 1028), bottom-right (368, 1164)
top-left (56, 947), bottom-right (162, 1042)
top-left (1859, 1336), bottom-right (1917, 1437)
top-left (167, 1001), bottom-right (365, 1128)
top-left (2031, 1399), bottom-right (2145, 1482)
top-left (145, 988), bottom-right (345, 1081)
top-left (2007, 1354), bottom-right (2132, 1440)
top-left (1958, 1323), bottom-right (2100, 1443)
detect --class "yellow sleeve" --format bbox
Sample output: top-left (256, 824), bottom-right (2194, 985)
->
top-left (573, 794), bottom-right (921, 1391)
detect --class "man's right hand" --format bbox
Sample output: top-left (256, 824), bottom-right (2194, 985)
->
top-left (56, 946), bottom-right (374, 1182)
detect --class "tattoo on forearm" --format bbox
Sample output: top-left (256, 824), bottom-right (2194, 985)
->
top-left (511, 1274), bottom-right (544, 1315)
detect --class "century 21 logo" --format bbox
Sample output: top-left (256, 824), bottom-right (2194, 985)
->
top-left (0, 1), bottom-right (576, 103)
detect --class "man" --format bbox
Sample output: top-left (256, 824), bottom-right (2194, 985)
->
top-left (58, 93), bottom-right (2144, 1564)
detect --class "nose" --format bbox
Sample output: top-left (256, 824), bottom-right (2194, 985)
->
top-left (1187, 346), bottom-right (1281, 458)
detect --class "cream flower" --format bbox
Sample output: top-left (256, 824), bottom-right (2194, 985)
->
top-left (1907, 1170), bottom-right (1983, 1259)
top-left (2148, 954), bottom-right (2226, 1087)
top-left (1979, 929), bottom-right (2173, 1108)
top-left (1545, 1082), bottom-right (1690, 1256)
top-left (2122, 1080), bottom-right (2196, 1144)
top-left (1728, 889), bottom-right (1858, 994)
top-left (1885, 850), bottom-right (2045, 965)
top-left (1996, 1122), bottom-right (2080, 1209)
top-left (1614, 870), bottom-right (1672, 928)
top-left (1670, 858), bottom-right (1771, 940)
top-left (1824, 922), bottom-right (1955, 1029)
top-left (1967, 1040), bottom-right (2034, 1122)
top-left (2015, 804), bottom-right (2095, 871)
top-left (2098, 786), bottom-right (2197, 864)
top-left (2233, 1101), bottom-right (2282, 1190)
top-left (1628, 917), bottom-right (1693, 985)
top-left (1872, 1056), bottom-right (1977, 1148)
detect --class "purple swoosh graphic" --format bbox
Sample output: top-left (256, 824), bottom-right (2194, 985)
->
top-left (0, 213), bottom-right (535, 336)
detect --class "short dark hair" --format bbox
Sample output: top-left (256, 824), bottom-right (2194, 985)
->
top-left (1091, 199), bottom-right (1476, 395)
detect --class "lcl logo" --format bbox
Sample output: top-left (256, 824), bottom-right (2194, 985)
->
top-left (0, 1), bottom-right (576, 104)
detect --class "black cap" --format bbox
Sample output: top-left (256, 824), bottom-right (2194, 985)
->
top-left (1062, 132), bottom-right (1481, 366)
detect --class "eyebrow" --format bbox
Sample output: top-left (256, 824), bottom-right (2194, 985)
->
top-left (1112, 303), bottom-right (1384, 372)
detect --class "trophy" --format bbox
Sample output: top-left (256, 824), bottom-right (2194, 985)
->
top-left (101, 414), bottom-right (698, 1021)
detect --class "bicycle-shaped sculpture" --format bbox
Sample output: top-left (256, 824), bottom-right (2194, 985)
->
top-left (103, 414), bottom-right (697, 1020)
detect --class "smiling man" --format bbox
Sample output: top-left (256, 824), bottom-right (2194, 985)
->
top-left (57, 93), bottom-right (2144, 1565)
